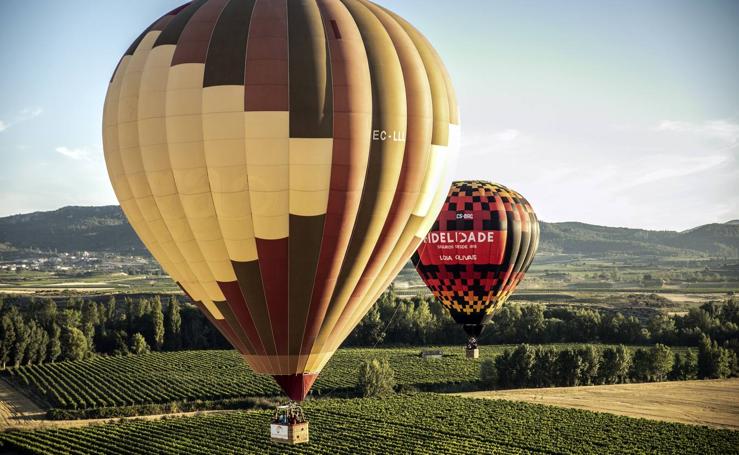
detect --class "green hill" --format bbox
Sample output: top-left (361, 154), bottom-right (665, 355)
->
top-left (0, 206), bottom-right (737, 259)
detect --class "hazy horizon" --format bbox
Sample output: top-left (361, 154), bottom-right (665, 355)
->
top-left (1, 0), bottom-right (737, 230)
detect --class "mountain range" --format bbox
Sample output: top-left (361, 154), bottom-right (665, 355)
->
top-left (0, 206), bottom-right (737, 259)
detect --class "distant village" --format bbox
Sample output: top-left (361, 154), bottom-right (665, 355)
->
top-left (0, 250), bottom-right (162, 276)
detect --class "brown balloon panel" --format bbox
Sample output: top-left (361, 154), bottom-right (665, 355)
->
top-left (102, 0), bottom-right (459, 401)
top-left (413, 181), bottom-right (540, 328)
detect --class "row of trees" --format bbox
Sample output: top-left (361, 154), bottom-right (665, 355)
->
top-left (1, 291), bottom-right (737, 368)
top-left (482, 335), bottom-right (737, 390)
top-left (0, 296), bottom-right (229, 368)
top-left (348, 289), bottom-right (739, 351)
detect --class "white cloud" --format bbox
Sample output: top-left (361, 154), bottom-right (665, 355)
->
top-left (454, 118), bottom-right (739, 231)
top-left (0, 107), bottom-right (43, 133)
top-left (19, 107), bottom-right (43, 120)
top-left (613, 154), bottom-right (730, 190)
top-left (55, 146), bottom-right (91, 161)
top-left (655, 119), bottom-right (739, 145)
top-left (493, 129), bottom-right (521, 142)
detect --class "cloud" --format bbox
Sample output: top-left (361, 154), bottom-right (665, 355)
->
top-left (461, 129), bottom-right (529, 157)
top-left (613, 154), bottom-right (730, 190)
top-left (55, 146), bottom-right (91, 161)
top-left (493, 129), bottom-right (521, 142)
top-left (0, 107), bottom-right (43, 133)
top-left (655, 119), bottom-right (739, 145)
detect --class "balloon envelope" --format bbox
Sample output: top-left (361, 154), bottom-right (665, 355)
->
top-left (413, 181), bottom-right (539, 337)
top-left (103, 0), bottom-right (458, 400)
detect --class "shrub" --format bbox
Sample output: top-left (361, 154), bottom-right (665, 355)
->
top-left (480, 359), bottom-right (497, 388)
top-left (358, 358), bottom-right (396, 397)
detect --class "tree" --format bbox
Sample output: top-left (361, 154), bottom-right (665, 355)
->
top-left (698, 335), bottom-right (731, 379)
top-left (568, 309), bottom-right (601, 342)
top-left (490, 305), bottom-right (523, 342)
top-left (47, 323), bottom-right (62, 362)
top-left (599, 345), bottom-right (631, 384)
top-left (148, 297), bottom-right (165, 351)
top-left (24, 321), bottom-right (48, 365)
top-left (350, 304), bottom-right (385, 346)
top-left (518, 305), bottom-right (545, 343)
top-left (357, 358), bottom-right (395, 397)
top-left (670, 351), bottom-right (697, 380)
top-left (577, 346), bottom-right (600, 385)
top-left (494, 349), bottom-right (513, 388)
top-left (37, 299), bottom-right (57, 328)
top-left (480, 359), bottom-right (498, 388)
top-left (105, 296), bottom-right (117, 322)
top-left (164, 297), bottom-right (182, 350)
top-left (557, 349), bottom-right (583, 386)
top-left (81, 300), bottom-right (100, 327)
top-left (508, 344), bottom-right (536, 387)
top-left (649, 315), bottom-right (676, 344)
top-left (130, 332), bottom-right (150, 355)
top-left (10, 309), bottom-right (30, 368)
top-left (112, 330), bottom-right (129, 356)
top-left (531, 347), bottom-right (558, 388)
top-left (0, 312), bottom-right (16, 369)
top-left (57, 309), bottom-right (81, 330)
top-left (413, 301), bottom-right (435, 344)
top-left (647, 344), bottom-right (674, 382)
top-left (61, 327), bottom-right (88, 361)
top-left (630, 348), bottom-right (652, 382)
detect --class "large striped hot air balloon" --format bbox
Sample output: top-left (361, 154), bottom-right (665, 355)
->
top-left (413, 181), bottom-right (539, 356)
top-left (103, 0), bottom-right (458, 403)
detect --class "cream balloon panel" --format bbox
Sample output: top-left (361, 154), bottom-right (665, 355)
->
top-left (118, 33), bottom-right (218, 310)
top-left (138, 43), bottom-right (206, 301)
top-left (202, 86), bottom-right (257, 264)
top-left (103, 34), bottom-right (203, 308)
top-left (164, 63), bottom-right (234, 296)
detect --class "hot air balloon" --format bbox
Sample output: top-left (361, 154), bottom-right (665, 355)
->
top-left (102, 0), bottom-right (458, 443)
top-left (413, 181), bottom-right (539, 359)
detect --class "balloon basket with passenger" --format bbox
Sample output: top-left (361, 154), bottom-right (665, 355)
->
top-left (465, 336), bottom-right (480, 359)
top-left (270, 402), bottom-right (309, 445)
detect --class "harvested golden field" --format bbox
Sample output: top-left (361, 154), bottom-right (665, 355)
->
top-left (457, 378), bottom-right (739, 430)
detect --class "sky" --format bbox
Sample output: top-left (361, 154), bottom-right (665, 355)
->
top-left (0, 0), bottom-right (737, 231)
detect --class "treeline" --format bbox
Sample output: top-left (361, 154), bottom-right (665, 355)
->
top-left (348, 288), bottom-right (739, 350)
top-left (0, 296), bottom-right (228, 368)
top-left (2, 291), bottom-right (737, 368)
top-left (483, 336), bottom-right (737, 390)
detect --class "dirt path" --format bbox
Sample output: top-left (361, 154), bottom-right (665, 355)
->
top-left (4, 409), bottom-right (243, 431)
top-left (456, 378), bottom-right (739, 430)
top-left (0, 379), bottom-right (247, 431)
top-left (0, 379), bottom-right (45, 429)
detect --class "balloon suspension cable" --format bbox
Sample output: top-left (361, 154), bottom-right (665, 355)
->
top-left (272, 401), bottom-right (307, 425)
top-left (466, 336), bottom-right (478, 350)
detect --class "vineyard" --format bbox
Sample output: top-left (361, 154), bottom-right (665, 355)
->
top-left (1, 344), bottom-right (641, 411)
top-left (1, 394), bottom-right (737, 454)
top-left (2, 346), bottom-right (503, 410)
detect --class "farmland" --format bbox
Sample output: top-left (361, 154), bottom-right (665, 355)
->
top-left (5, 345), bottom-right (634, 411)
top-left (1, 394), bottom-right (737, 454)
top-left (459, 378), bottom-right (739, 430)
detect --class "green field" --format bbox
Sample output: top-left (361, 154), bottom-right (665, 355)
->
top-left (1, 394), bottom-right (736, 454)
top-left (5, 344), bottom-right (674, 411)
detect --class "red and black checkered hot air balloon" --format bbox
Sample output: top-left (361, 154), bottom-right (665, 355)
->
top-left (102, 0), bottom-right (459, 407)
top-left (413, 181), bottom-right (539, 354)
